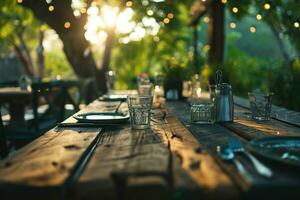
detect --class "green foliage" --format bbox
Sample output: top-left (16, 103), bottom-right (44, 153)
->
top-left (227, 0), bottom-right (300, 53)
top-left (269, 58), bottom-right (300, 110)
top-left (161, 56), bottom-right (192, 81)
top-left (110, 1), bottom-right (195, 89)
top-left (44, 49), bottom-right (75, 79)
top-left (0, 0), bottom-right (40, 55)
top-left (223, 43), bottom-right (273, 97)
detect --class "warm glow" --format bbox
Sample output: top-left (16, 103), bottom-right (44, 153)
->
top-left (48, 5), bottom-right (55, 12)
top-left (84, 4), bottom-right (160, 44)
top-left (232, 7), bottom-right (238, 13)
top-left (221, 0), bottom-right (227, 4)
top-left (147, 10), bottom-right (154, 16)
top-left (17, 0), bottom-right (23, 3)
top-left (203, 16), bottom-right (210, 23)
top-left (167, 13), bottom-right (174, 19)
top-left (230, 22), bottom-right (236, 29)
top-left (64, 22), bottom-right (71, 29)
top-left (163, 18), bottom-right (170, 24)
top-left (294, 22), bottom-right (300, 28)
top-left (126, 1), bottom-right (133, 7)
top-left (80, 7), bottom-right (87, 14)
top-left (74, 10), bottom-right (80, 16)
top-left (256, 14), bottom-right (262, 20)
top-left (250, 26), bottom-right (256, 33)
top-left (101, 6), bottom-right (119, 27)
top-left (264, 3), bottom-right (271, 10)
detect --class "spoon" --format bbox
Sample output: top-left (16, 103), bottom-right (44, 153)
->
top-left (218, 146), bottom-right (251, 180)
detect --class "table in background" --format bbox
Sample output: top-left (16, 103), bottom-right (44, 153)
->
top-left (0, 87), bottom-right (31, 126)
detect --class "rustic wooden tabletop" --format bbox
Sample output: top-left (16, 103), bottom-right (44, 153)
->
top-left (0, 93), bottom-right (300, 200)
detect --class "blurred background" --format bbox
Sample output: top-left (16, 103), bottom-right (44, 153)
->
top-left (0, 0), bottom-right (299, 110)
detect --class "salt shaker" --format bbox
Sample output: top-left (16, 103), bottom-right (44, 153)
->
top-left (215, 83), bottom-right (234, 122)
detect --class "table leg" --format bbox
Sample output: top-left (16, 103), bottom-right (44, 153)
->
top-left (9, 102), bottom-right (26, 126)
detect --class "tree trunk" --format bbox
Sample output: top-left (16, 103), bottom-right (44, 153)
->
top-left (207, 0), bottom-right (224, 65)
top-left (36, 29), bottom-right (45, 78)
top-left (14, 44), bottom-right (35, 77)
top-left (21, 0), bottom-right (106, 95)
top-left (17, 31), bottom-right (36, 76)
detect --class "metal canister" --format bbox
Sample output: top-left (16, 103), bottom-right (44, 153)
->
top-left (215, 83), bottom-right (234, 122)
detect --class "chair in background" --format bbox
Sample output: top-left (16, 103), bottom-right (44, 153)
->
top-left (0, 112), bottom-right (8, 158)
top-left (30, 80), bottom-right (81, 132)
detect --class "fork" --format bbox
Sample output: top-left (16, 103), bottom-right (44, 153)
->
top-left (228, 137), bottom-right (273, 178)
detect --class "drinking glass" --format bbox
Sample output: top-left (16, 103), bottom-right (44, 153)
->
top-left (127, 95), bottom-right (153, 129)
top-left (248, 92), bottom-right (273, 121)
top-left (191, 102), bottom-right (215, 124)
top-left (138, 83), bottom-right (152, 96)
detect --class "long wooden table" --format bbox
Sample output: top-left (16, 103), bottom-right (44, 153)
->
top-left (0, 95), bottom-right (299, 199)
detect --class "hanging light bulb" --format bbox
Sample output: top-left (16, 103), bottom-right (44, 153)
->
top-left (163, 18), bottom-right (170, 24)
top-left (264, 3), bottom-right (271, 10)
top-left (229, 22), bottom-right (236, 29)
top-left (126, 1), bottom-right (133, 7)
top-left (64, 22), bottom-right (71, 29)
top-left (232, 7), bottom-right (239, 13)
top-left (256, 14), bottom-right (262, 20)
top-left (48, 5), bottom-right (55, 12)
top-left (167, 13), bottom-right (174, 19)
top-left (250, 26), bottom-right (256, 33)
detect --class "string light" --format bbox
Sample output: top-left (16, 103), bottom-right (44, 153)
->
top-left (167, 13), bottom-right (174, 19)
top-left (294, 22), bottom-right (300, 28)
top-left (250, 26), bottom-right (256, 33)
top-left (126, 1), bottom-right (133, 7)
top-left (48, 5), bottom-right (54, 12)
top-left (203, 16), bottom-right (210, 23)
top-left (232, 7), bottom-right (239, 13)
top-left (256, 14), bottom-right (262, 20)
top-left (74, 10), bottom-right (80, 17)
top-left (147, 10), bottom-right (154, 16)
top-left (163, 18), bottom-right (170, 24)
top-left (17, 0), bottom-right (23, 3)
top-left (221, 0), bottom-right (227, 4)
top-left (264, 3), bottom-right (271, 10)
top-left (64, 22), bottom-right (71, 29)
top-left (229, 22), bottom-right (236, 29)
top-left (80, 7), bottom-right (87, 14)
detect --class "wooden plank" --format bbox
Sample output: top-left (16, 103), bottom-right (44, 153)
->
top-left (223, 105), bottom-right (300, 140)
top-left (0, 127), bottom-right (101, 200)
top-left (167, 101), bottom-right (300, 199)
top-left (73, 125), bottom-right (172, 200)
top-left (0, 99), bottom-right (122, 199)
top-left (74, 107), bottom-right (238, 200)
top-left (234, 96), bottom-right (300, 127)
top-left (158, 113), bottom-right (239, 200)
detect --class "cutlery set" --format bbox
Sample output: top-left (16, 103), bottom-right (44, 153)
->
top-left (218, 137), bottom-right (273, 179)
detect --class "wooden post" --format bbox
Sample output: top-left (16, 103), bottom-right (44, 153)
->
top-left (207, 0), bottom-right (225, 65)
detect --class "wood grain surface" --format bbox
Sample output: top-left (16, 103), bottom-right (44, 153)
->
top-left (1, 95), bottom-right (300, 200)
